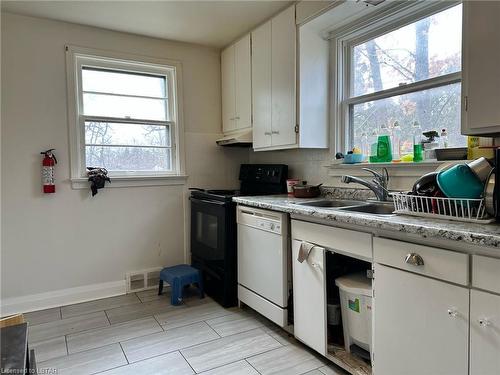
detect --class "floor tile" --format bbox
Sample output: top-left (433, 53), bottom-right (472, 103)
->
top-left (67, 317), bottom-right (162, 353)
top-left (29, 336), bottom-right (67, 362)
top-left (318, 364), bottom-right (349, 375)
top-left (247, 345), bottom-right (324, 375)
top-left (38, 343), bottom-right (126, 375)
top-left (261, 325), bottom-right (297, 346)
top-left (106, 299), bottom-right (185, 324)
top-left (25, 307), bottom-right (61, 325)
top-left (199, 360), bottom-right (259, 375)
top-left (98, 351), bottom-right (194, 375)
top-left (181, 328), bottom-right (282, 373)
top-left (61, 294), bottom-right (141, 318)
top-left (206, 310), bottom-right (263, 337)
top-left (137, 286), bottom-right (202, 304)
top-left (28, 311), bottom-right (109, 343)
top-left (155, 300), bottom-right (233, 330)
top-left (121, 321), bottom-right (219, 363)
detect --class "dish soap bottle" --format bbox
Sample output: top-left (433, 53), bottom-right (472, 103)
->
top-left (412, 121), bottom-right (423, 162)
top-left (392, 121), bottom-right (402, 161)
top-left (376, 124), bottom-right (392, 162)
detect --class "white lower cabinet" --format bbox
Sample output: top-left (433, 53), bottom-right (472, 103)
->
top-left (470, 289), bottom-right (500, 375)
top-left (292, 239), bottom-right (327, 356)
top-left (373, 263), bottom-right (469, 375)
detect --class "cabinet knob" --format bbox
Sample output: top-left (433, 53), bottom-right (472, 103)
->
top-left (448, 309), bottom-right (459, 318)
top-left (479, 318), bottom-right (491, 327)
top-left (405, 253), bottom-right (424, 266)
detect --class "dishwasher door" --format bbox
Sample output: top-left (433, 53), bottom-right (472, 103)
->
top-left (237, 206), bottom-right (288, 308)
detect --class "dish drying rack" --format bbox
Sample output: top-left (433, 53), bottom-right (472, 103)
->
top-left (391, 192), bottom-right (495, 223)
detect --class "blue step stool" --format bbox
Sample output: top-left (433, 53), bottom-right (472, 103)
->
top-left (158, 265), bottom-right (204, 306)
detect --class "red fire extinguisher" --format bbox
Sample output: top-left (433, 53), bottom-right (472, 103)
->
top-left (41, 149), bottom-right (57, 193)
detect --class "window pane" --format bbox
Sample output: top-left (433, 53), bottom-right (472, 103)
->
top-left (352, 4), bottom-right (462, 97)
top-left (82, 68), bottom-right (166, 98)
top-left (86, 146), bottom-right (171, 172)
top-left (352, 83), bottom-right (465, 152)
top-left (83, 93), bottom-right (167, 121)
top-left (85, 122), bottom-right (170, 147)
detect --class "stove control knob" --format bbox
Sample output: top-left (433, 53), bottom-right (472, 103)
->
top-left (269, 223), bottom-right (275, 231)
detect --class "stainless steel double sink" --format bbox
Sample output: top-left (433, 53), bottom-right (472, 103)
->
top-left (295, 199), bottom-right (395, 216)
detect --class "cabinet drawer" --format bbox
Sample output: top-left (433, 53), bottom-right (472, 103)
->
top-left (373, 237), bottom-right (468, 285)
top-left (472, 255), bottom-right (500, 294)
top-left (291, 220), bottom-right (372, 261)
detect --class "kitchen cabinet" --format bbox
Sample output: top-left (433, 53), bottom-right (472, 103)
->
top-left (373, 263), bottom-right (469, 375)
top-left (221, 34), bottom-right (251, 134)
top-left (292, 239), bottom-right (327, 356)
top-left (462, 1), bottom-right (500, 135)
top-left (252, 6), bottom-right (297, 150)
top-left (470, 289), bottom-right (500, 375)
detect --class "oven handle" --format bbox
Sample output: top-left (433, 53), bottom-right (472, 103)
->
top-left (189, 197), bottom-right (230, 206)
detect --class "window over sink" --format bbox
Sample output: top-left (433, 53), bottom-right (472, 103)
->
top-left (335, 2), bottom-right (465, 154)
top-left (66, 46), bottom-right (185, 186)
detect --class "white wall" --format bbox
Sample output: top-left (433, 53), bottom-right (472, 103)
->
top-left (0, 12), bottom-right (248, 313)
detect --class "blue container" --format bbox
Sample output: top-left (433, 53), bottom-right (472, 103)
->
top-left (343, 154), bottom-right (364, 164)
top-left (436, 164), bottom-right (484, 199)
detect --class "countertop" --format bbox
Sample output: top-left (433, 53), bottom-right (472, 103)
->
top-left (233, 194), bottom-right (500, 249)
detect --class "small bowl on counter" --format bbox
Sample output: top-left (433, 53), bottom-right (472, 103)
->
top-left (292, 181), bottom-right (323, 198)
top-left (343, 153), bottom-right (364, 164)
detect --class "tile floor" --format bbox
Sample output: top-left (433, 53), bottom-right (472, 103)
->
top-left (24, 288), bottom-right (347, 375)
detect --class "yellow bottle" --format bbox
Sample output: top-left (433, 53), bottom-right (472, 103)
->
top-left (467, 136), bottom-right (480, 160)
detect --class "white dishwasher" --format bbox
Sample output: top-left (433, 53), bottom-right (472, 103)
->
top-left (236, 205), bottom-right (290, 327)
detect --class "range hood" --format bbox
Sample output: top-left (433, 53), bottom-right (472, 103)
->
top-left (216, 129), bottom-right (252, 147)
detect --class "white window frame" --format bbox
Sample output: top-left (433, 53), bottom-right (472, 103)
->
top-left (66, 45), bottom-right (186, 188)
top-left (330, 1), bottom-right (462, 153)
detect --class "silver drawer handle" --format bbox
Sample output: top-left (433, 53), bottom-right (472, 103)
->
top-left (272, 130), bottom-right (280, 135)
top-left (264, 132), bottom-right (272, 136)
top-left (479, 318), bottom-right (491, 327)
top-left (235, 116), bottom-right (240, 120)
top-left (405, 253), bottom-right (424, 266)
top-left (448, 309), bottom-right (459, 318)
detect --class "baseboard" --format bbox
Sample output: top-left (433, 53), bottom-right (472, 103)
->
top-left (0, 280), bottom-right (127, 317)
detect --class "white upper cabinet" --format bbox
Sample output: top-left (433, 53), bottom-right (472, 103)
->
top-left (270, 5), bottom-right (297, 149)
top-left (221, 45), bottom-right (236, 133)
top-left (252, 21), bottom-right (273, 149)
top-left (462, 1), bottom-right (500, 135)
top-left (252, 5), bottom-right (297, 150)
top-left (221, 34), bottom-right (251, 134)
top-left (252, 5), bottom-right (329, 151)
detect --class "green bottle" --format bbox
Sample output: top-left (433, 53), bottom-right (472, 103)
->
top-left (376, 135), bottom-right (393, 162)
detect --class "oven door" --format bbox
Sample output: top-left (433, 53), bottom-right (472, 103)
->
top-left (190, 197), bottom-right (230, 275)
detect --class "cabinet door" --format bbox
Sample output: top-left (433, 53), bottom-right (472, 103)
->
top-left (271, 5), bottom-right (297, 147)
top-left (234, 34), bottom-right (252, 131)
top-left (470, 289), bottom-right (500, 375)
top-left (251, 21), bottom-right (272, 149)
top-left (221, 45), bottom-right (236, 133)
top-left (292, 240), bottom-right (326, 356)
top-left (373, 264), bottom-right (468, 375)
top-left (462, 1), bottom-right (500, 135)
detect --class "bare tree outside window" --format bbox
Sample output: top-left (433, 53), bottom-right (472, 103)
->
top-left (349, 4), bottom-right (464, 151)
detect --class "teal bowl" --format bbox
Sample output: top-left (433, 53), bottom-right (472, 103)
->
top-left (343, 154), bottom-right (364, 164)
top-left (436, 164), bottom-right (484, 199)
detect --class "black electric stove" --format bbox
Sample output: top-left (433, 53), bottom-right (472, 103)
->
top-left (189, 164), bottom-right (287, 307)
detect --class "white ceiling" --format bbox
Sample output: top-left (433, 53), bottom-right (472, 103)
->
top-left (1, 0), bottom-right (293, 48)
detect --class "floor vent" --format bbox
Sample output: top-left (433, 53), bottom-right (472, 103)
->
top-left (126, 267), bottom-right (162, 293)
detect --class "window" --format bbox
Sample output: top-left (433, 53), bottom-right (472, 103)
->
top-left (339, 3), bottom-right (465, 154)
top-left (66, 46), bottom-right (185, 185)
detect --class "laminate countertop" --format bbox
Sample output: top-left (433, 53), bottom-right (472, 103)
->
top-left (233, 194), bottom-right (500, 250)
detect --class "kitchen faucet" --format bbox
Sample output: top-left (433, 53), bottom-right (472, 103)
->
top-left (341, 168), bottom-right (390, 201)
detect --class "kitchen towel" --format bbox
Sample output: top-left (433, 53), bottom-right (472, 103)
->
top-left (297, 241), bottom-right (316, 263)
